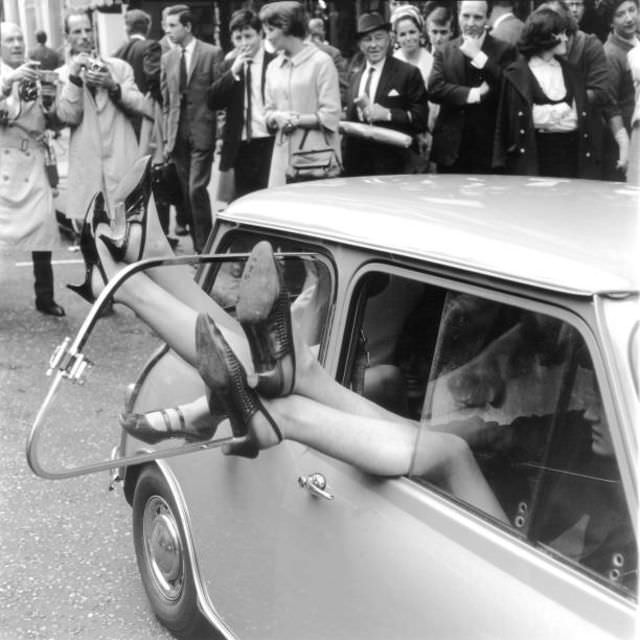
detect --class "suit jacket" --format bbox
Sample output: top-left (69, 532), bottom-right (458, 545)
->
top-left (428, 34), bottom-right (516, 167)
top-left (206, 47), bottom-right (276, 171)
top-left (345, 55), bottom-right (428, 137)
top-left (161, 38), bottom-right (223, 153)
top-left (114, 36), bottom-right (162, 103)
top-left (490, 14), bottom-right (524, 46)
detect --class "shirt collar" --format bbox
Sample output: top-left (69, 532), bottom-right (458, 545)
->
top-left (529, 55), bottom-right (561, 68)
top-left (182, 38), bottom-right (196, 54)
top-left (130, 33), bottom-right (145, 41)
top-left (278, 42), bottom-right (316, 67)
top-left (364, 58), bottom-right (386, 73)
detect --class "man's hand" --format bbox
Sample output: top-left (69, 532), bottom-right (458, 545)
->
top-left (69, 53), bottom-right (91, 76)
top-left (364, 102), bottom-right (390, 123)
top-left (459, 35), bottom-right (483, 60)
top-left (230, 51), bottom-right (252, 78)
top-left (85, 66), bottom-right (116, 91)
top-left (3, 60), bottom-right (40, 86)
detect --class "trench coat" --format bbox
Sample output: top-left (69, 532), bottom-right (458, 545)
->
top-left (55, 57), bottom-right (147, 220)
top-left (0, 62), bottom-right (59, 252)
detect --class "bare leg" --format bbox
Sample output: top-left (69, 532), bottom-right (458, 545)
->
top-left (261, 394), bottom-right (507, 522)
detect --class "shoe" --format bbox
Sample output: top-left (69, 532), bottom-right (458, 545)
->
top-left (236, 241), bottom-right (295, 398)
top-left (167, 235), bottom-right (179, 250)
top-left (174, 223), bottom-right (189, 236)
top-left (99, 156), bottom-right (153, 262)
top-left (66, 192), bottom-right (109, 303)
top-left (195, 313), bottom-right (282, 458)
top-left (119, 406), bottom-right (217, 445)
top-left (35, 299), bottom-right (65, 316)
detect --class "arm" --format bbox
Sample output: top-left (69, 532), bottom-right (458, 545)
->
top-left (312, 55), bottom-right (341, 132)
top-left (143, 40), bottom-right (162, 104)
top-left (206, 59), bottom-right (237, 111)
top-left (582, 35), bottom-right (611, 107)
top-left (55, 61), bottom-right (85, 126)
top-left (111, 59), bottom-right (150, 116)
top-left (427, 48), bottom-right (474, 106)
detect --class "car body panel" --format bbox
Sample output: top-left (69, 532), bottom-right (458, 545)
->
top-left (114, 176), bottom-right (638, 638)
top-left (222, 176), bottom-right (639, 296)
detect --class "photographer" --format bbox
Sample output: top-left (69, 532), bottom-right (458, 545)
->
top-left (55, 10), bottom-right (149, 226)
top-left (0, 22), bottom-right (65, 316)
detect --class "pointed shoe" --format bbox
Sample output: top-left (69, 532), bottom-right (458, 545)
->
top-left (236, 241), bottom-right (296, 398)
top-left (195, 313), bottom-right (282, 458)
top-left (119, 406), bottom-right (218, 445)
top-left (67, 193), bottom-right (108, 303)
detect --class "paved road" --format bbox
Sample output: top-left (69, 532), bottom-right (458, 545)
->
top-left (0, 238), bottom-right (192, 640)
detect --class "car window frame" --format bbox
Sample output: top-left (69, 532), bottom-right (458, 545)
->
top-left (335, 259), bottom-right (637, 599)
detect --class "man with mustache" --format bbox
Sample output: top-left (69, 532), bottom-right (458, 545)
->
top-left (428, 0), bottom-right (516, 173)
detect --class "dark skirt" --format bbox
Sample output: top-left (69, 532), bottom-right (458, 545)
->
top-left (535, 130), bottom-right (579, 179)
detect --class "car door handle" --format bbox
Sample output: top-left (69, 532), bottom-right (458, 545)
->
top-left (298, 473), bottom-right (334, 500)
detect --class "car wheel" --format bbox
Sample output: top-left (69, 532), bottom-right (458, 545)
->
top-left (132, 465), bottom-right (209, 639)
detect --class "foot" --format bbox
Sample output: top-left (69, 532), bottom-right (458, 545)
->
top-left (236, 241), bottom-right (295, 398)
top-left (120, 403), bottom-right (217, 445)
top-left (195, 313), bottom-right (282, 458)
top-left (35, 299), bottom-right (65, 317)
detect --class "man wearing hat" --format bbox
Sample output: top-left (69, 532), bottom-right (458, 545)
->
top-left (343, 12), bottom-right (428, 176)
top-left (428, 0), bottom-right (516, 174)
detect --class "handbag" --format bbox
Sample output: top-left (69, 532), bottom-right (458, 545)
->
top-left (285, 129), bottom-right (342, 184)
top-left (151, 160), bottom-right (183, 207)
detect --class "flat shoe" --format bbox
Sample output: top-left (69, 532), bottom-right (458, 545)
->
top-left (119, 406), bottom-right (217, 445)
top-left (35, 299), bottom-right (65, 317)
top-left (195, 313), bottom-right (282, 458)
top-left (235, 241), bottom-right (295, 398)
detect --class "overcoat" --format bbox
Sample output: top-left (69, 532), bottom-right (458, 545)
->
top-left (492, 56), bottom-right (602, 179)
top-left (0, 62), bottom-right (59, 251)
top-left (55, 57), bottom-right (147, 219)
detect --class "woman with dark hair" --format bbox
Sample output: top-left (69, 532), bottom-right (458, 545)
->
top-left (259, 1), bottom-right (341, 186)
top-left (493, 7), bottom-right (601, 178)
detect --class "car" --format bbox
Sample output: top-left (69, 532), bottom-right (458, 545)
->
top-left (29, 174), bottom-right (638, 639)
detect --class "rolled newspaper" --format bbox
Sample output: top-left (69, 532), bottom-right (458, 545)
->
top-left (339, 121), bottom-right (412, 148)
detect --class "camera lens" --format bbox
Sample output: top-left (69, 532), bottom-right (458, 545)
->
top-left (19, 81), bottom-right (38, 102)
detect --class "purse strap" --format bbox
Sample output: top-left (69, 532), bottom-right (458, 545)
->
top-left (296, 123), bottom-right (331, 151)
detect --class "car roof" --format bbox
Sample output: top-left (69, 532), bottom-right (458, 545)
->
top-left (221, 175), bottom-right (640, 296)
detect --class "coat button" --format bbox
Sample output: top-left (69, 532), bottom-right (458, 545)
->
top-left (518, 111), bottom-right (524, 117)
top-left (519, 129), bottom-right (525, 134)
top-left (584, 133), bottom-right (588, 138)
top-left (585, 152), bottom-right (591, 158)
top-left (520, 148), bottom-right (525, 154)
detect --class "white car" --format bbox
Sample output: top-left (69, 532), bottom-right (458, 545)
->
top-left (30, 175), bottom-right (638, 639)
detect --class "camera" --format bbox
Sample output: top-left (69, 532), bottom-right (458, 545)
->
top-left (87, 57), bottom-right (107, 73)
top-left (18, 80), bottom-right (38, 102)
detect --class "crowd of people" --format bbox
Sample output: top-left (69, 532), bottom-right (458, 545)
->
top-left (1, 0), bottom-right (639, 316)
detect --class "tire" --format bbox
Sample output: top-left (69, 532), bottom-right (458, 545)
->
top-left (132, 465), bottom-right (211, 639)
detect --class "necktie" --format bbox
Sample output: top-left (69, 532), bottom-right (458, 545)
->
top-left (179, 47), bottom-right (187, 95)
top-left (245, 60), bottom-right (253, 141)
top-left (364, 66), bottom-right (375, 101)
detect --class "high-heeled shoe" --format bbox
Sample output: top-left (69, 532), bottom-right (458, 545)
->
top-left (66, 192), bottom-right (110, 303)
top-left (235, 241), bottom-right (296, 398)
top-left (119, 406), bottom-right (217, 445)
top-left (99, 155), bottom-right (153, 262)
top-left (195, 313), bottom-right (282, 459)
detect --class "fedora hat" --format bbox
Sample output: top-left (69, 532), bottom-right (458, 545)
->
top-left (356, 12), bottom-right (391, 38)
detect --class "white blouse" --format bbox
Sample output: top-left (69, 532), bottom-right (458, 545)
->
top-left (528, 56), bottom-right (577, 132)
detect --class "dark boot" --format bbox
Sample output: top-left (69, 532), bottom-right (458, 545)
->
top-left (33, 251), bottom-right (65, 316)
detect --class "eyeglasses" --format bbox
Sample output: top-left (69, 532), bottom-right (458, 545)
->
top-left (568, 1), bottom-right (584, 6)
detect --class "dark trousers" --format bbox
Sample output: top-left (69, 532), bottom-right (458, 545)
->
top-left (171, 123), bottom-right (214, 253)
top-left (32, 251), bottom-right (54, 303)
top-left (233, 136), bottom-right (275, 200)
top-left (343, 138), bottom-right (407, 177)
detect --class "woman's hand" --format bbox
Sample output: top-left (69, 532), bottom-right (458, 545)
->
top-left (268, 110), bottom-right (299, 131)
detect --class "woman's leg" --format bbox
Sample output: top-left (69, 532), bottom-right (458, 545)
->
top-left (262, 394), bottom-right (507, 522)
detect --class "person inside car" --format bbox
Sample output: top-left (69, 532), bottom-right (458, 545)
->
top-left (71, 156), bottom-right (507, 524)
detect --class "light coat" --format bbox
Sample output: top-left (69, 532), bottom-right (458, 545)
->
top-left (55, 57), bottom-right (148, 219)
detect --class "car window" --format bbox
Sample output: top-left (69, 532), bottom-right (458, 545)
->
top-left (341, 271), bottom-right (637, 597)
top-left (205, 230), bottom-right (334, 354)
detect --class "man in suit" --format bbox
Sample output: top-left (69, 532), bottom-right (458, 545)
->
top-left (343, 12), bottom-right (428, 177)
top-left (113, 9), bottom-right (161, 139)
top-left (206, 10), bottom-right (275, 200)
top-left (161, 5), bottom-right (222, 253)
top-left (489, 1), bottom-right (525, 45)
top-left (428, 1), bottom-right (516, 174)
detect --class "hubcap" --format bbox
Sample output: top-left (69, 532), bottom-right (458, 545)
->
top-left (142, 495), bottom-right (185, 600)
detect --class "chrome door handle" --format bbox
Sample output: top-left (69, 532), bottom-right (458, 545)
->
top-left (298, 473), bottom-right (334, 500)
